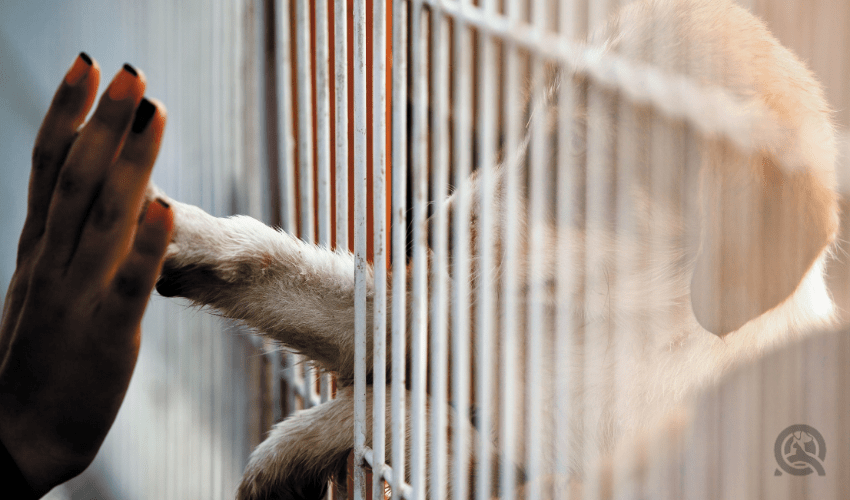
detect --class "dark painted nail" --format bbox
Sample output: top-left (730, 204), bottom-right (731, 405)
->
top-left (79, 52), bottom-right (92, 65)
top-left (123, 63), bottom-right (138, 77)
top-left (132, 98), bottom-right (156, 133)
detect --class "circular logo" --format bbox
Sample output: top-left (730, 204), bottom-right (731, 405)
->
top-left (774, 424), bottom-right (826, 476)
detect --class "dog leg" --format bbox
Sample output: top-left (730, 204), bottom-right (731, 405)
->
top-left (151, 194), bottom-right (393, 381)
top-left (235, 384), bottom-right (508, 500)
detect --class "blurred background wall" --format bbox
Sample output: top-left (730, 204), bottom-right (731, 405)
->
top-left (1, 0), bottom-right (849, 498)
top-left (0, 0), bottom-right (274, 498)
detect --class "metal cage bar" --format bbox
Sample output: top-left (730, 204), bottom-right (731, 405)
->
top-left (475, 0), bottom-right (496, 498)
top-left (353, 0), bottom-right (368, 495)
top-left (429, 2), bottom-right (450, 500)
top-left (372, 0), bottom-right (389, 498)
top-left (499, 2), bottom-right (523, 499)
top-left (451, 2), bottom-right (473, 498)
top-left (390, 1), bottom-right (410, 500)
top-left (410, 0), bottom-right (431, 497)
top-left (315, 0), bottom-right (335, 413)
top-left (335, 0), bottom-right (349, 252)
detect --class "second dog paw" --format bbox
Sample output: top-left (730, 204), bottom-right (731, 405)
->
top-left (236, 468), bottom-right (330, 500)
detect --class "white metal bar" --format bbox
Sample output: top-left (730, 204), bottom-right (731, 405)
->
top-left (295, 0), bottom-right (316, 243)
top-left (500, 0), bottom-right (522, 497)
top-left (372, 0), bottom-right (388, 497)
top-left (475, 0), bottom-right (496, 498)
top-left (452, 1), bottom-right (472, 498)
top-left (331, 7), bottom-right (349, 483)
top-left (294, 0), bottom-right (318, 411)
top-left (410, 0), bottom-right (430, 497)
top-left (364, 450), bottom-right (415, 499)
top-left (334, 0), bottom-right (349, 250)
top-left (554, 1), bottom-right (577, 491)
top-left (391, 0), bottom-right (410, 498)
top-left (278, 362), bottom-right (323, 407)
top-left (353, 0), bottom-right (368, 497)
top-left (525, 1), bottom-right (549, 497)
top-left (276, 0), bottom-right (297, 233)
top-left (315, 0), bottom-right (334, 412)
top-left (429, 3), bottom-right (450, 500)
top-left (316, 0), bottom-right (332, 247)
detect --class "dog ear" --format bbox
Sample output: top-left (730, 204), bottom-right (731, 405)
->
top-left (690, 151), bottom-right (838, 336)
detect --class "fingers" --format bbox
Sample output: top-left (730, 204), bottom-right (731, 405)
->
top-left (41, 63), bottom-right (147, 269)
top-left (101, 199), bottom-right (173, 327)
top-left (19, 53), bottom-right (100, 261)
top-left (69, 98), bottom-right (167, 281)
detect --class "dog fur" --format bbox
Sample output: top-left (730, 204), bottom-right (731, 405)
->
top-left (151, 0), bottom-right (840, 497)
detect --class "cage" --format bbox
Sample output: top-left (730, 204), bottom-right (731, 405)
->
top-left (268, 0), bottom-right (850, 499)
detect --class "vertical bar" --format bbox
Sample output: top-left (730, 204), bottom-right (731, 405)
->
top-left (500, 0), bottom-right (521, 497)
top-left (452, 2), bottom-right (472, 499)
top-left (611, 2), bottom-right (640, 495)
top-left (276, 0), bottom-right (297, 233)
top-left (294, 0), bottom-right (318, 412)
top-left (525, 1), bottom-right (548, 497)
top-left (475, 0), bottom-right (495, 498)
top-left (372, 0), bottom-right (389, 497)
top-left (353, 0), bottom-right (369, 497)
top-left (391, 0), bottom-right (409, 498)
top-left (555, 0), bottom-right (577, 491)
top-left (429, 3), bottom-right (449, 500)
top-left (334, 0), bottom-right (349, 250)
top-left (333, 9), bottom-right (350, 484)
top-left (315, 0), bottom-right (334, 416)
top-left (316, 0), bottom-right (332, 247)
top-left (410, 0), bottom-right (430, 497)
top-left (583, 2), bottom-right (613, 498)
top-left (295, 0), bottom-right (316, 243)
top-left (201, 1), bottom-right (214, 495)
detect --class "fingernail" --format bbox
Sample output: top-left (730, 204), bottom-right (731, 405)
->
top-left (144, 197), bottom-right (173, 231)
top-left (108, 63), bottom-right (139, 101)
top-left (132, 98), bottom-right (157, 133)
top-left (64, 52), bottom-right (92, 86)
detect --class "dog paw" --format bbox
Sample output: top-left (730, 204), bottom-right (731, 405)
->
top-left (235, 401), bottom-right (352, 500)
top-left (144, 185), bottom-right (261, 300)
top-left (235, 437), bottom-right (345, 500)
top-left (236, 465), bottom-right (330, 500)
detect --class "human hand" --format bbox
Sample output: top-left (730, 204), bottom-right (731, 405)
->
top-left (0, 53), bottom-right (172, 496)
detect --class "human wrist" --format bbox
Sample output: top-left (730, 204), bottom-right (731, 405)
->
top-left (0, 403), bottom-right (88, 497)
top-left (0, 430), bottom-right (41, 499)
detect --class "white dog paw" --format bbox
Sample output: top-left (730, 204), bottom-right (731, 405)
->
top-left (152, 198), bottom-right (249, 298)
